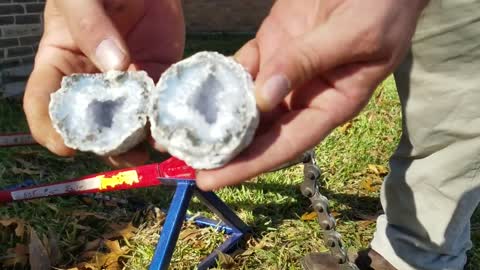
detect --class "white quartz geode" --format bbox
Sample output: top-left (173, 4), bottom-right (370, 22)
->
top-left (149, 52), bottom-right (259, 169)
top-left (49, 71), bottom-right (153, 156)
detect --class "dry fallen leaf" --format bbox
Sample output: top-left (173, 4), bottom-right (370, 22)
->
top-left (1, 243), bottom-right (29, 267)
top-left (103, 222), bottom-right (137, 240)
top-left (93, 240), bottom-right (128, 270)
top-left (29, 227), bottom-right (51, 270)
top-left (76, 262), bottom-right (97, 270)
top-left (47, 229), bottom-right (61, 265)
top-left (104, 240), bottom-right (124, 254)
top-left (367, 164), bottom-right (389, 176)
top-left (179, 227), bottom-right (203, 242)
top-left (338, 121), bottom-right (353, 133)
top-left (0, 218), bottom-right (26, 238)
top-left (216, 251), bottom-right (235, 268)
top-left (360, 178), bottom-right (382, 193)
top-left (300, 212), bottom-right (318, 221)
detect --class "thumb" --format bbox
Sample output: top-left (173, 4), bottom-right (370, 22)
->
top-left (255, 26), bottom-right (353, 111)
top-left (55, 0), bottom-right (130, 71)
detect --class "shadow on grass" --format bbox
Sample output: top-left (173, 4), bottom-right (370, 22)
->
top-left (185, 181), bottom-right (381, 228)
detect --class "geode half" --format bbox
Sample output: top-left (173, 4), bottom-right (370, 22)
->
top-left (49, 71), bottom-right (154, 156)
top-left (149, 52), bottom-right (259, 169)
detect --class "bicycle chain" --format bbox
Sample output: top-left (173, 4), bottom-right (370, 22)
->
top-left (300, 151), bottom-right (359, 270)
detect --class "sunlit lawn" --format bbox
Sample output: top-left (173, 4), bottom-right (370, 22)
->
top-left (0, 34), bottom-right (478, 269)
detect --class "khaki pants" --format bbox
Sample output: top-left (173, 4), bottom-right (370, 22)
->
top-left (371, 1), bottom-right (480, 269)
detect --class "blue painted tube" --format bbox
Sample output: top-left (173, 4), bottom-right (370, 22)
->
top-left (195, 190), bottom-right (251, 234)
top-left (197, 233), bottom-right (245, 270)
top-left (149, 181), bottom-right (195, 270)
top-left (186, 215), bottom-right (235, 235)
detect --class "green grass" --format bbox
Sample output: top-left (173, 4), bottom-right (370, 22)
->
top-left (0, 34), bottom-right (479, 270)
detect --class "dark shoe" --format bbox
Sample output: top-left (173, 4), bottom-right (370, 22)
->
top-left (301, 248), bottom-right (397, 270)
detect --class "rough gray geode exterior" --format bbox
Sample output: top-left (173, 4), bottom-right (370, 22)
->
top-left (49, 71), bottom-right (154, 156)
top-left (149, 51), bottom-right (259, 169)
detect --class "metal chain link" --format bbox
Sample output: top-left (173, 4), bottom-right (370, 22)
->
top-left (300, 151), bottom-right (359, 270)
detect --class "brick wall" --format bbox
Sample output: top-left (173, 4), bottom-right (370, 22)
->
top-left (0, 0), bottom-right (272, 97)
top-left (0, 0), bottom-right (44, 69)
top-left (0, 0), bottom-right (273, 67)
top-left (182, 0), bottom-right (273, 32)
top-left (0, 0), bottom-right (44, 97)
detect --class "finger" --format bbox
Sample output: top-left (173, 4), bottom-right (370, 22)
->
top-left (103, 143), bottom-right (150, 168)
top-left (196, 108), bottom-right (338, 191)
top-left (234, 39), bottom-right (260, 78)
top-left (148, 136), bottom-right (167, 152)
top-left (254, 26), bottom-right (355, 111)
top-left (103, 0), bottom-right (145, 37)
top-left (23, 63), bottom-right (75, 157)
top-left (256, 102), bottom-right (290, 135)
top-left (56, 0), bottom-right (130, 71)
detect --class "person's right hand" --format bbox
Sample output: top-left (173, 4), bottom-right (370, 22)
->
top-left (196, 0), bottom-right (429, 190)
top-left (23, 0), bottom-right (185, 167)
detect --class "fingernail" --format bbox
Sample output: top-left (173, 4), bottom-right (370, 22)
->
top-left (258, 74), bottom-right (291, 111)
top-left (96, 39), bottom-right (126, 71)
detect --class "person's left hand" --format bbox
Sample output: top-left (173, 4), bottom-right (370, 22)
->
top-left (23, 0), bottom-right (185, 167)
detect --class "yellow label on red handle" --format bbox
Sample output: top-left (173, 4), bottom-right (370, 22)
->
top-left (99, 170), bottom-right (139, 190)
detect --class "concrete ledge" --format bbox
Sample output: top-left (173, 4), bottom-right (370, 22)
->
top-left (1, 64), bottom-right (32, 98)
top-left (1, 81), bottom-right (26, 98)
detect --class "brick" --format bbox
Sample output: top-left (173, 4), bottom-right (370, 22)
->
top-left (19, 35), bottom-right (39, 45)
top-left (0, 4), bottom-right (24, 15)
top-left (7, 45), bottom-right (32, 57)
top-left (26, 3), bottom-right (43, 13)
top-left (0, 58), bottom-right (20, 69)
top-left (2, 24), bottom-right (42, 37)
top-left (0, 15), bottom-right (14, 25)
top-left (15, 14), bottom-right (40, 24)
top-left (182, 0), bottom-right (273, 32)
top-left (0, 37), bottom-right (18, 47)
top-left (20, 55), bottom-right (34, 64)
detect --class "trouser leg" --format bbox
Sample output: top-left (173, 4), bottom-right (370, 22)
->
top-left (371, 1), bottom-right (480, 269)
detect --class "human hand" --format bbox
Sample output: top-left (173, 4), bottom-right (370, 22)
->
top-left (23, 0), bottom-right (185, 167)
top-left (196, 0), bottom-right (429, 190)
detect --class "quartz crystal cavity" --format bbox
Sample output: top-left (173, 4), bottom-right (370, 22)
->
top-left (149, 51), bottom-right (259, 169)
top-left (49, 71), bottom-right (154, 156)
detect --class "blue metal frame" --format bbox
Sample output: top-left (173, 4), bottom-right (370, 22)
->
top-left (195, 190), bottom-right (251, 269)
top-left (149, 181), bottom-right (195, 270)
top-left (149, 179), bottom-right (251, 270)
top-left (185, 214), bottom-right (236, 235)
top-left (5, 178), bottom-right (250, 270)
